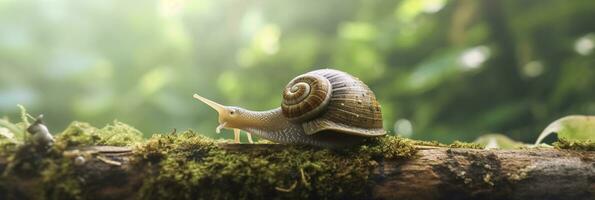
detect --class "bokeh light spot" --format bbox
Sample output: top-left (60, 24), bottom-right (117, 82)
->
top-left (522, 61), bottom-right (544, 78)
top-left (459, 46), bottom-right (490, 70)
top-left (393, 119), bottom-right (413, 137)
top-left (574, 34), bottom-right (594, 56)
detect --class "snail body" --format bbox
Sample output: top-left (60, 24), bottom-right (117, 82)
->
top-left (194, 69), bottom-right (385, 148)
top-left (27, 115), bottom-right (54, 147)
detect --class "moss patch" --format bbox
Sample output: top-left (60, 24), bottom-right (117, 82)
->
top-left (405, 139), bottom-right (484, 149)
top-left (357, 136), bottom-right (418, 159)
top-left (448, 140), bottom-right (485, 149)
top-left (132, 133), bottom-right (417, 199)
top-left (40, 157), bottom-right (83, 199)
top-left (0, 120), bottom-right (143, 199)
top-left (0, 142), bottom-right (82, 199)
top-left (410, 139), bottom-right (447, 147)
top-left (554, 138), bottom-right (595, 151)
top-left (54, 120), bottom-right (143, 150)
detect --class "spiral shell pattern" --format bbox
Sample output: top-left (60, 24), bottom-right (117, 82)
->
top-left (281, 74), bottom-right (332, 122)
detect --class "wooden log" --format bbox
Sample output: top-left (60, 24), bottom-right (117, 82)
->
top-left (1, 144), bottom-right (593, 200)
top-left (373, 147), bottom-right (594, 199)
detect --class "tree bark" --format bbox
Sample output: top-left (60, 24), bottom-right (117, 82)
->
top-left (373, 146), bottom-right (594, 200)
top-left (1, 145), bottom-right (593, 200)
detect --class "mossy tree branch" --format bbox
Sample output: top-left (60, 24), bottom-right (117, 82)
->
top-left (1, 143), bottom-right (593, 200)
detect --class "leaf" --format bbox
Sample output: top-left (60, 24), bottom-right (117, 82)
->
top-left (535, 115), bottom-right (595, 145)
top-left (474, 134), bottom-right (525, 149)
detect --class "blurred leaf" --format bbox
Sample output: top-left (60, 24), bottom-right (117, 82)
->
top-left (535, 115), bottom-right (595, 145)
top-left (474, 134), bottom-right (524, 149)
top-left (253, 24), bottom-right (282, 55)
top-left (217, 71), bottom-right (240, 100)
top-left (333, 44), bottom-right (385, 81)
top-left (395, 0), bottom-right (447, 21)
top-left (404, 49), bottom-right (460, 93)
top-left (139, 67), bottom-right (172, 96)
top-left (339, 22), bottom-right (377, 41)
top-left (551, 63), bottom-right (594, 105)
top-left (473, 102), bottom-right (528, 129)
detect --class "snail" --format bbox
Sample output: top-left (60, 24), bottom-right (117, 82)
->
top-left (26, 114), bottom-right (54, 147)
top-left (193, 69), bottom-right (385, 148)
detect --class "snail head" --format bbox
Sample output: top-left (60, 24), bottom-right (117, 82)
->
top-left (193, 94), bottom-right (250, 133)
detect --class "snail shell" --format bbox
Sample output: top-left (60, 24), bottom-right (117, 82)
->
top-left (281, 69), bottom-right (385, 137)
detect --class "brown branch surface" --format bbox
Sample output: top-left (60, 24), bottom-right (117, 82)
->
top-left (1, 144), bottom-right (594, 200)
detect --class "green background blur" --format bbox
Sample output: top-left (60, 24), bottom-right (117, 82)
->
top-left (1, 0), bottom-right (594, 143)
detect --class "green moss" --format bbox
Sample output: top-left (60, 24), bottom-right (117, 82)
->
top-left (357, 136), bottom-right (418, 159)
top-left (448, 140), bottom-right (485, 149)
top-left (39, 120), bottom-right (142, 199)
top-left (133, 130), bottom-right (215, 164)
top-left (132, 133), bottom-right (416, 199)
top-left (0, 142), bottom-right (83, 199)
top-left (98, 121), bottom-right (144, 145)
top-left (0, 140), bottom-right (17, 157)
top-left (401, 138), bottom-right (484, 149)
top-left (554, 138), bottom-right (595, 151)
top-left (40, 157), bottom-right (83, 199)
top-left (409, 139), bottom-right (448, 147)
top-left (54, 121), bottom-right (99, 149)
top-left (54, 120), bottom-right (143, 150)
top-left (1, 120), bottom-right (143, 199)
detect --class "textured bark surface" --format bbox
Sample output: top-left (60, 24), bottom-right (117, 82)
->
top-left (373, 146), bottom-right (594, 200)
top-left (1, 145), bottom-right (594, 200)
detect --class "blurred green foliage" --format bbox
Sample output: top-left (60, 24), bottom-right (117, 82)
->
top-left (0, 0), bottom-right (594, 142)
top-left (535, 115), bottom-right (595, 145)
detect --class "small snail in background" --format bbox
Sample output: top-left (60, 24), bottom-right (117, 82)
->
top-left (194, 69), bottom-right (385, 148)
top-left (27, 114), bottom-right (54, 147)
